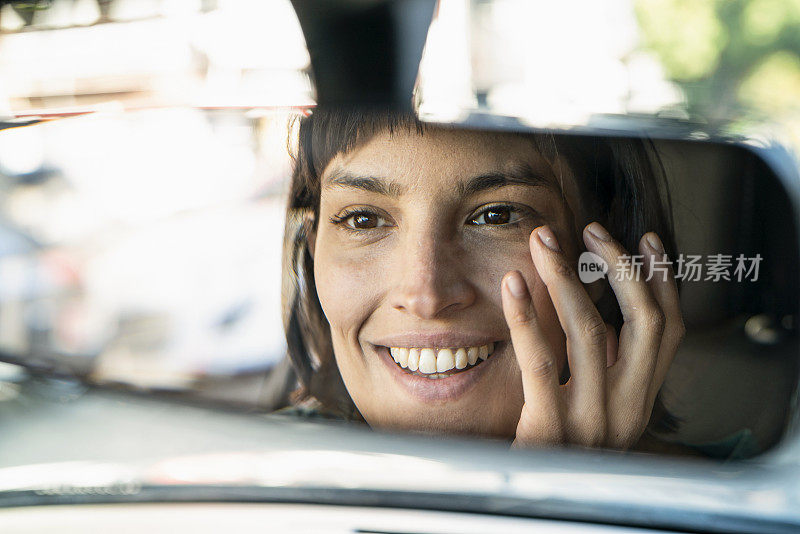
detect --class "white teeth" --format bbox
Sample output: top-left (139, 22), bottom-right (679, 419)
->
top-left (407, 348), bottom-right (420, 371)
top-left (454, 348), bottom-right (467, 369)
top-left (467, 347), bottom-right (479, 365)
top-left (436, 348), bottom-right (455, 372)
top-left (418, 348), bottom-right (437, 374)
top-left (388, 343), bottom-right (498, 376)
top-left (391, 347), bottom-right (409, 368)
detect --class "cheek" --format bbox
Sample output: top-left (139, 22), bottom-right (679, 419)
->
top-left (314, 234), bottom-right (383, 343)
top-left (466, 235), bottom-right (567, 372)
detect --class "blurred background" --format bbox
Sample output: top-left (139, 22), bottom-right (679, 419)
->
top-left (0, 0), bottom-right (798, 436)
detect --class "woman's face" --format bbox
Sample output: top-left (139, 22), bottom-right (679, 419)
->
top-left (312, 126), bottom-right (587, 438)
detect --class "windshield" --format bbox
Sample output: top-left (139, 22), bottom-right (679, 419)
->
top-left (0, 0), bottom-right (798, 478)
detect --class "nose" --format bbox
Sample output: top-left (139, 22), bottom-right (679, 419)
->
top-left (390, 232), bottom-right (477, 319)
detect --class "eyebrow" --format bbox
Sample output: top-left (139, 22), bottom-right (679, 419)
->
top-left (324, 163), bottom-right (551, 198)
top-left (326, 171), bottom-right (406, 197)
top-left (457, 163), bottom-right (551, 197)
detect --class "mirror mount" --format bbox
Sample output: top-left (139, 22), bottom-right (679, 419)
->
top-left (291, 0), bottom-right (436, 109)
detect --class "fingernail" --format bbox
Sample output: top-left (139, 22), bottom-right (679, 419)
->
top-left (586, 222), bottom-right (611, 242)
top-left (536, 226), bottom-right (561, 252)
top-left (646, 232), bottom-right (665, 253)
top-left (505, 271), bottom-right (528, 299)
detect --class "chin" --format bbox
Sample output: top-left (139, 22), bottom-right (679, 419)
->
top-left (361, 403), bottom-right (521, 441)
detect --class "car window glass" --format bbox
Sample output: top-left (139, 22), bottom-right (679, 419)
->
top-left (0, 0), bottom-right (797, 462)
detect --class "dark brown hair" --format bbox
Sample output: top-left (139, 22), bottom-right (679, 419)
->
top-left (282, 106), bottom-right (680, 432)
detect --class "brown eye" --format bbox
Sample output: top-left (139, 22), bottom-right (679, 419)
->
top-left (485, 207), bottom-right (511, 224)
top-left (351, 213), bottom-right (379, 229)
top-left (335, 210), bottom-right (390, 230)
top-left (470, 205), bottom-right (519, 226)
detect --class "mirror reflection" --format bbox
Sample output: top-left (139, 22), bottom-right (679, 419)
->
top-left (282, 108), bottom-right (798, 459)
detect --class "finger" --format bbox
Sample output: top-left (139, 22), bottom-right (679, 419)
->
top-left (605, 322), bottom-right (618, 368)
top-left (639, 232), bottom-right (686, 405)
top-left (501, 270), bottom-right (562, 444)
top-left (529, 226), bottom-right (606, 416)
top-left (583, 222), bottom-right (664, 391)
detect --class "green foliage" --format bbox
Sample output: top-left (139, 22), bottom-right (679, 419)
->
top-left (739, 51), bottom-right (800, 113)
top-left (636, 0), bottom-right (728, 81)
top-left (635, 0), bottom-right (800, 121)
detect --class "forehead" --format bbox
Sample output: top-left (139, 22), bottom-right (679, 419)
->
top-left (322, 126), bottom-right (555, 189)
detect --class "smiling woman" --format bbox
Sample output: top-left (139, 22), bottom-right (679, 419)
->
top-left (282, 107), bottom-right (685, 452)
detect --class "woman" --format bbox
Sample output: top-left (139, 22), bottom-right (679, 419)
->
top-left (282, 107), bottom-right (685, 451)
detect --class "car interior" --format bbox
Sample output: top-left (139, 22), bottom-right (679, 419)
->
top-left (2, 1), bottom-right (800, 532)
top-left (647, 138), bottom-right (798, 456)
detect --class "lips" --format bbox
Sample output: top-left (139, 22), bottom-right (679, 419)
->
top-left (388, 343), bottom-right (495, 377)
top-left (368, 338), bottom-right (505, 402)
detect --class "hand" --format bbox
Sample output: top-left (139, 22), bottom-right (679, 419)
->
top-left (501, 222), bottom-right (685, 450)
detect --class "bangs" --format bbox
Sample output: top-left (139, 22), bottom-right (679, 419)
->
top-left (289, 106), bottom-right (563, 212)
top-left (305, 107), bottom-right (424, 179)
